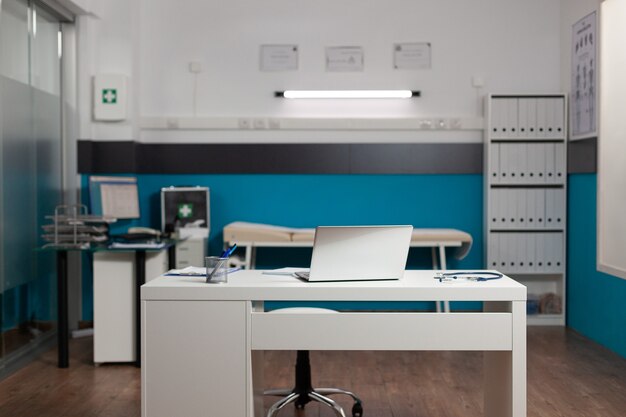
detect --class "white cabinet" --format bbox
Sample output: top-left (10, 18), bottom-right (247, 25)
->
top-left (175, 237), bottom-right (207, 269)
top-left (484, 94), bottom-right (567, 326)
top-left (142, 300), bottom-right (249, 417)
top-left (93, 250), bottom-right (169, 364)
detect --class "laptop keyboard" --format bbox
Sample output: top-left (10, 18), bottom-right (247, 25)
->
top-left (294, 271), bottom-right (310, 279)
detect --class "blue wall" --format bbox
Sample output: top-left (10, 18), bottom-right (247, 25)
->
top-left (79, 172), bottom-right (626, 359)
top-left (567, 174), bottom-right (626, 358)
top-left (81, 174), bottom-right (484, 317)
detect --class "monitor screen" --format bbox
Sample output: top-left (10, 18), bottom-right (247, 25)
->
top-left (89, 176), bottom-right (140, 219)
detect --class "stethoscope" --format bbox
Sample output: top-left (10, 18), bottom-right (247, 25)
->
top-left (434, 271), bottom-right (503, 283)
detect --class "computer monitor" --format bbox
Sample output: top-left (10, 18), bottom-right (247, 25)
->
top-left (89, 176), bottom-right (140, 219)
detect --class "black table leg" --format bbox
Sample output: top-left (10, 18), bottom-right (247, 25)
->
top-left (135, 250), bottom-right (146, 368)
top-left (57, 250), bottom-right (69, 368)
top-left (167, 244), bottom-right (176, 270)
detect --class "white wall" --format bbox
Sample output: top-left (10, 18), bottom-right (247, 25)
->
top-left (79, 0), bottom-right (564, 143)
top-left (77, 0), bottom-right (140, 141)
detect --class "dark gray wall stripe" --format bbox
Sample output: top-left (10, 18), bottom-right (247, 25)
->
top-left (77, 140), bottom-right (596, 175)
top-left (77, 141), bottom-right (136, 173)
top-left (568, 137), bottom-right (597, 173)
top-left (350, 143), bottom-right (483, 174)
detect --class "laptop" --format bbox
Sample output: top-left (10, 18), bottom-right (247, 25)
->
top-left (295, 225), bottom-right (413, 282)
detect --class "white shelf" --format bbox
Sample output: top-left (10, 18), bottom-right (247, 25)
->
top-left (484, 94), bottom-right (567, 327)
top-left (527, 315), bottom-right (565, 326)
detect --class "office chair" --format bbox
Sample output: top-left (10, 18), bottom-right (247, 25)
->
top-left (265, 308), bottom-right (363, 417)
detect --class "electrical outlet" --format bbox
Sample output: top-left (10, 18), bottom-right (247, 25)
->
top-left (238, 118), bottom-right (251, 129)
top-left (268, 118), bottom-right (280, 129)
top-left (189, 62), bottom-right (203, 73)
top-left (166, 118), bottom-right (179, 129)
top-left (450, 118), bottom-right (462, 129)
top-left (472, 76), bottom-right (484, 88)
top-left (253, 118), bottom-right (266, 129)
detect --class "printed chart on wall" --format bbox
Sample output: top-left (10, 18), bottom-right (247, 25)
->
top-left (570, 11), bottom-right (597, 140)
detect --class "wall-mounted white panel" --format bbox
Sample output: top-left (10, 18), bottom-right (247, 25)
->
top-left (597, 0), bottom-right (626, 280)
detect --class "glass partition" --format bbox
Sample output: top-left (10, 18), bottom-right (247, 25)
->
top-left (0, 0), bottom-right (63, 371)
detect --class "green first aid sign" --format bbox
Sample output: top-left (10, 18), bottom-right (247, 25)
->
top-left (102, 89), bottom-right (117, 104)
top-left (178, 203), bottom-right (193, 218)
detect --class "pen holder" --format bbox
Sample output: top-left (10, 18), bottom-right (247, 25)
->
top-left (205, 256), bottom-right (229, 284)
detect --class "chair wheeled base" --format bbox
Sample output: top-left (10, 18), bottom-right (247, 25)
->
top-left (265, 350), bottom-right (363, 417)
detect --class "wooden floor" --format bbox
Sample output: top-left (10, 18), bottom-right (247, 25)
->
top-left (0, 327), bottom-right (624, 417)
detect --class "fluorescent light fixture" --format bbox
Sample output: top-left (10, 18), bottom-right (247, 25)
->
top-left (276, 90), bottom-right (420, 99)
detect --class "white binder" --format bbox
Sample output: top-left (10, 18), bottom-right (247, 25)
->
top-left (545, 144), bottom-right (556, 184)
top-left (535, 233), bottom-right (546, 271)
top-left (546, 233), bottom-right (555, 272)
top-left (550, 233), bottom-right (564, 272)
top-left (536, 98), bottom-right (548, 139)
top-left (537, 188), bottom-right (546, 228)
top-left (497, 233), bottom-right (506, 270)
top-left (524, 233), bottom-right (537, 272)
top-left (536, 143), bottom-right (547, 184)
top-left (518, 143), bottom-right (528, 183)
top-left (500, 144), bottom-right (509, 183)
top-left (545, 98), bottom-right (556, 138)
top-left (498, 189), bottom-right (507, 229)
top-left (517, 233), bottom-right (527, 272)
top-left (518, 98), bottom-right (529, 138)
top-left (517, 98), bottom-right (529, 139)
top-left (555, 233), bottom-right (564, 271)
top-left (509, 144), bottom-right (519, 183)
top-left (526, 189), bottom-right (536, 228)
top-left (555, 142), bottom-right (566, 183)
top-left (500, 99), bottom-right (510, 139)
top-left (507, 98), bottom-right (519, 139)
top-left (527, 144), bottom-right (538, 183)
top-left (488, 234), bottom-right (498, 269)
top-left (527, 98), bottom-right (538, 139)
top-left (555, 188), bottom-right (565, 228)
top-left (491, 99), bottom-right (503, 138)
top-left (490, 143), bottom-right (500, 184)
top-left (501, 190), bottom-right (509, 230)
top-left (489, 189), bottom-right (499, 229)
top-left (505, 233), bottom-right (514, 271)
top-left (545, 189), bottom-right (555, 228)
top-left (518, 189), bottom-right (527, 228)
top-left (509, 189), bottom-right (518, 230)
top-left (500, 233), bottom-right (507, 271)
top-left (554, 98), bottom-right (565, 138)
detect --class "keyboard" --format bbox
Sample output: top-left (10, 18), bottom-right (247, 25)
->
top-left (294, 271), bottom-right (310, 280)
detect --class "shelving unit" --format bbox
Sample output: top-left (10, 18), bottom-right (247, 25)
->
top-left (484, 94), bottom-right (567, 326)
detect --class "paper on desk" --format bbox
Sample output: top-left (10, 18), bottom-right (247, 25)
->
top-left (166, 266), bottom-right (241, 276)
top-left (109, 241), bottom-right (166, 249)
top-left (262, 267), bottom-right (309, 276)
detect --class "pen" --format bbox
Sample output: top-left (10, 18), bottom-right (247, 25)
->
top-left (221, 243), bottom-right (237, 258)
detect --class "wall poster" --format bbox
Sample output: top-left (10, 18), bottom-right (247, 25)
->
top-left (571, 11), bottom-right (597, 140)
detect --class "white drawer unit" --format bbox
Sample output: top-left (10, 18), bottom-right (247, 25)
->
top-left (485, 94), bottom-right (567, 326)
top-left (175, 238), bottom-right (207, 269)
top-left (93, 250), bottom-right (169, 364)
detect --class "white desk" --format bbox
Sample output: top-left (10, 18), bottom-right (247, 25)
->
top-left (141, 270), bottom-right (526, 417)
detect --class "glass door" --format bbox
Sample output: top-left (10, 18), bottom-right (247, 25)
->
top-left (0, 0), bottom-right (63, 370)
